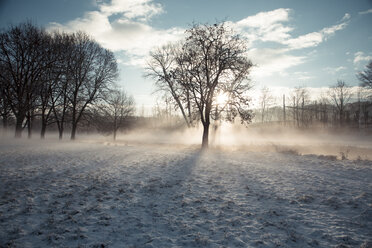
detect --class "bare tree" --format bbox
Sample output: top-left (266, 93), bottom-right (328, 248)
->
top-left (93, 89), bottom-right (135, 140)
top-left (0, 22), bottom-right (52, 137)
top-left (0, 69), bottom-right (11, 130)
top-left (150, 23), bottom-right (253, 149)
top-left (147, 44), bottom-right (192, 127)
top-left (356, 61), bottom-right (372, 127)
top-left (358, 60), bottom-right (372, 89)
top-left (329, 80), bottom-right (352, 126)
top-left (317, 95), bottom-right (330, 127)
top-left (259, 86), bottom-right (274, 123)
top-left (36, 31), bottom-right (69, 139)
top-left (152, 95), bottom-right (177, 125)
top-left (49, 33), bottom-right (75, 140)
top-left (289, 87), bottom-right (309, 127)
top-left (66, 32), bottom-right (118, 140)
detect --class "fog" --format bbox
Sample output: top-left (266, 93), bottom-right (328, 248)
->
top-left (119, 124), bottom-right (372, 160)
top-left (2, 123), bottom-right (372, 161)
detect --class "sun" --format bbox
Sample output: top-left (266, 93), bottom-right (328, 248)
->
top-left (215, 92), bottom-right (228, 105)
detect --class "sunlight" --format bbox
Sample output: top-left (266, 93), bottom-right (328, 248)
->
top-left (215, 92), bottom-right (228, 105)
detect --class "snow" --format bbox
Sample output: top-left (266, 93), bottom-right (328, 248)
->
top-left (0, 138), bottom-right (371, 247)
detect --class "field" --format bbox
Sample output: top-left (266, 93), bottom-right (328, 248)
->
top-left (0, 134), bottom-right (371, 247)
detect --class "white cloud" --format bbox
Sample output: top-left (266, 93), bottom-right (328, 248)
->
top-left (98, 0), bottom-right (163, 21)
top-left (232, 9), bottom-right (348, 78)
top-left (236, 8), bottom-right (291, 28)
top-left (234, 8), bottom-right (293, 44)
top-left (284, 32), bottom-right (323, 49)
top-left (48, 0), bottom-right (184, 67)
top-left (233, 8), bottom-right (348, 51)
top-left (294, 71), bottom-right (313, 81)
top-left (359, 9), bottom-right (372, 15)
top-left (49, 4), bottom-right (349, 75)
top-left (342, 13), bottom-right (351, 21)
top-left (50, 11), bottom-right (111, 37)
top-left (323, 66), bottom-right (347, 74)
top-left (354, 51), bottom-right (372, 64)
top-left (247, 48), bottom-right (305, 78)
top-left (284, 21), bottom-right (348, 50)
top-left (322, 22), bottom-right (348, 35)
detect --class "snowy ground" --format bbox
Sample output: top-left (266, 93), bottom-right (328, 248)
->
top-left (0, 138), bottom-right (371, 247)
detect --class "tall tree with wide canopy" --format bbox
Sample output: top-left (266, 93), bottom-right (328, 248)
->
top-left (149, 22), bottom-right (253, 148)
top-left (66, 32), bottom-right (118, 140)
top-left (0, 22), bottom-right (52, 137)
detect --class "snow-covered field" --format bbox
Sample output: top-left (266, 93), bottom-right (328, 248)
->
top-left (0, 137), bottom-right (371, 247)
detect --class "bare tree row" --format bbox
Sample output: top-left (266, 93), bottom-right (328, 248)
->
top-left (255, 62), bottom-right (372, 129)
top-left (0, 22), bottom-right (134, 140)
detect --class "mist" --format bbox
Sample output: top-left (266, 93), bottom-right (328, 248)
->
top-left (120, 124), bottom-right (372, 160)
top-left (8, 123), bottom-right (364, 161)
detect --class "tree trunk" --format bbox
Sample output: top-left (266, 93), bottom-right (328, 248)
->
top-left (176, 97), bottom-right (190, 128)
top-left (54, 109), bottom-right (65, 140)
top-left (340, 108), bottom-right (343, 127)
top-left (15, 115), bottom-right (24, 138)
top-left (71, 107), bottom-right (77, 140)
top-left (283, 94), bottom-right (286, 126)
top-left (27, 117), bottom-right (32, 139)
top-left (27, 111), bottom-right (33, 139)
top-left (40, 122), bottom-right (46, 139)
top-left (113, 117), bottom-right (117, 141)
top-left (187, 90), bottom-right (192, 125)
top-left (71, 123), bottom-right (77, 140)
top-left (59, 126), bottom-right (63, 140)
top-left (40, 111), bottom-right (46, 139)
top-left (2, 116), bottom-right (8, 130)
top-left (201, 123), bottom-right (209, 149)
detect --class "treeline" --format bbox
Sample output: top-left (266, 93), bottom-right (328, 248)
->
top-left (255, 79), bottom-right (372, 130)
top-left (0, 22), bottom-right (135, 140)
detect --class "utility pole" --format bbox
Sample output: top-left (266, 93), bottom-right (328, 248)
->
top-left (283, 94), bottom-right (286, 126)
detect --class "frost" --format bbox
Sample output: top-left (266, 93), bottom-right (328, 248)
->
top-left (0, 138), bottom-right (371, 247)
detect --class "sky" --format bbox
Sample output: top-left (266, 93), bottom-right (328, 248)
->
top-left (1, 0), bottom-right (372, 112)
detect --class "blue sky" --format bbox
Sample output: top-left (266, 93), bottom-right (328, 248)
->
top-left (1, 0), bottom-right (372, 111)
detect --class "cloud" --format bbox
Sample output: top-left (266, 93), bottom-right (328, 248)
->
top-left (236, 8), bottom-right (291, 28)
top-left (234, 8), bottom-right (293, 44)
top-left (48, 0), bottom-right (184, 67)
top-left (49, 4), bottom-right (349, 75)
top-left (284, 20), bottom-right (348, 50)
top-left (323, 66), bottom-right (347, 74)
top-left (232, 8), bottom-right (348, 51)
top-left (247, 48), bottom-right (305, 78)
top-left (359, 9), bottom-right (372, 15)
top-left (342, 13), bottom-right (351, 21)
top-left (293, 71), bottom-right (313, 81)
top-left (98, 0), bottom-right (163, 21)
top-left (284, 32), bottom-right (323, 50)
top-left (353, 51), bottom-right (372, 64)
top-left (231, 9), bottom-right (348, 78)
top-left (50, 11), bottom-right (110, 37)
